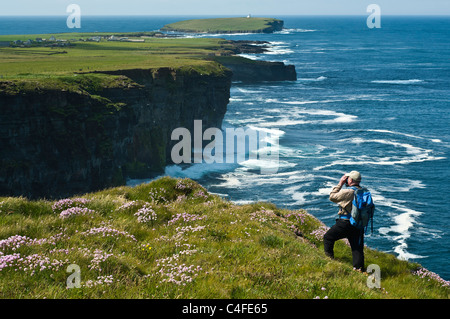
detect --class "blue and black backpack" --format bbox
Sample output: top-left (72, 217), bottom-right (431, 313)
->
top-left (348, 186), bottom-right (375, 234)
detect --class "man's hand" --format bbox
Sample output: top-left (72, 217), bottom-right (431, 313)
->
top-left (338, 174), bottom-right (348, 187)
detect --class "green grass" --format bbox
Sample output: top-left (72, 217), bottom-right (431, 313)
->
top-left (0, 33), bottom-right (235, 81)
top-left (0, 177), bottom-right (448, 299)
top-left (0, 32), bottom-right (238, 98)
top-left (161, 17), bottom-right (283, 33)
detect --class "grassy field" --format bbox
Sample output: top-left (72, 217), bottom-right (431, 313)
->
top-left (0, 33), bottom-right (235, 83)
top-left (161, 17), bottom-right (283, 33)
top-left (0, 177), bottom-right (448, 299)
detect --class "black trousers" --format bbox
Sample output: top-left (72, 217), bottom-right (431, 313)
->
top-left (323, 219), bottom-right (365, 270)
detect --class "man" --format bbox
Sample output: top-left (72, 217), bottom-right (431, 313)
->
top-left (324, 170), bottom-right (365, 270)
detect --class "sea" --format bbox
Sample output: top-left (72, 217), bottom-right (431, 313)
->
top-left (1, 15), bottom-right (449, 280)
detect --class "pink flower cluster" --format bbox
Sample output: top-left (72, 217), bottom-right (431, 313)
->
top-left (52, 198), bottom-right (91, 213)
top-left (59, 207), bottom-right (96, 219)
top-left (158, 264), bottom-right (202, 285)
top-left (156, 250), bottom-right (202, 285)
top-left (134, 204), bottom-right (157, 224)
top-left (175, 195), bottom-right (187, 203)
top-left (48, 247), bottom-right (114, 272)
top-left (285, 211), bottom-right (308, 225)
top-left (0, 253), bottom-right (68, 275)
top-left (175, 180), bottom-right (189, 190)
top-left (0, 233), bottom-right (67, 252)
top-left (310, 225), bottom-right (330, 241)
top-left (83, 275), bottom-right (115, 288)
top-left (81, 227), bottom-right (137, 242)
top-left (117, 200), bottom-right (138, 211)
top-left (250, 208), bottom-right (277, 223)
top-left (175, 225), bottom-right (206, 235)
top-left (413, 267), bottom-right (450, 288)
top-left (193, 190), bottom-right (208, 199)
top-left (0, 235), bottom-right (32, 252)
top-left (88, 249), bottom-right (114, 271)
top-left (168, 213), bottom-right (206, 225)
top-left (148, 188), bottom-right (167, 203)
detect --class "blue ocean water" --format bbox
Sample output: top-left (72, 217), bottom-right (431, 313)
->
top-left (1, 16), bottom-right (449, 280)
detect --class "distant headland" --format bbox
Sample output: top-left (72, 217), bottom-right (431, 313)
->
top-left (161, 17), bottom-right (284, 34)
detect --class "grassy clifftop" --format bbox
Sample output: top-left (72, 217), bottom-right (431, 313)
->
top-left (161, 17), bottom-right (284, 34)
top-left (0, 177), bottom-right (448, 299)
top-left (0, 33), bottom-right (234, 87)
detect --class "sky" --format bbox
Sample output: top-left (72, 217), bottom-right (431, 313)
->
top-left (1, 0), bottom-right (449, 16)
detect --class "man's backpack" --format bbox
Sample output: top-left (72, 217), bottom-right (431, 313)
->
top-left (349, 186), bottom-right (375, 234)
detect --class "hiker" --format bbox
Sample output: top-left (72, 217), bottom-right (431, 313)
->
top-left (324, 171), bottom-right (370, 271)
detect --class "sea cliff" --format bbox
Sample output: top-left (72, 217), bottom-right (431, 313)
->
top-left (0, 34), bottom-right (296, 199)
top-left (0, 68), bottom-right (232, 199)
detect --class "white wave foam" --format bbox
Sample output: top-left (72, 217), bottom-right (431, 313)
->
top-left (371, 79), bottom-right (424, 84)
top-left (163, 162), bottom-right (236, 180)
top-left (378, 202), bottom-right (426, 260)
top-left (232, 199), bottom-right (256, 205)
top-left (246, 125), bottom-right (285, 138)
top-left (250, 107), bottom-right (357, 128)
top-left (237, 88), bottom-right (262, 94)
top-left (237, 53), bottom-right (262, 60)
top-left (377, 179), bottom-right (426, 192)
top-left (298, 76), bottom-right (327, 82)
top-left (264, 41), bottom-right (294, 55)
top-left (276, 28), bottom-right (317, 34)
top-left (367, 129), bottom-right (427, 140)
top-left (340, 137), bottom-right (427, 155)
top-left (282, 179), bottom-right (333, 206)
top-left (212, 169), bottom-right (308, 190)
top-left (239, 158), bottom-right (296, 171)
top-left (313, 136), bottom-right (445, 170)
top-left (311, 137), bottom-right (447, 171)
top-left (335, 128), bottom-right (444, 144)
top-left (302, 109), bottom-right (358, 124)
top-left (314, 154), bottom-right (445, 170)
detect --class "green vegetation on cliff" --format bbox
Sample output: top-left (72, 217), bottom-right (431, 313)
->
top-left (0, 34), bottom-right (232, 83)
top-left (161, 17), bottom-right (284, 34)
top-left (0, 177), bottom-right (448, 299)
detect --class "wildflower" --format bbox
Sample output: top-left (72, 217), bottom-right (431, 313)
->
top-left (0, 253), bottom-right (68, 274)
top-left (52, 198), bottom-right (91, 213)
top-left (310, 226), bottom-right (330, 241)
top-left (167, 213), bottom-right (206, 225)
top-left (413, 267), bottom-right (450, 288)
top-left (117, 200), bottom-right (138, 211)
top-left (83, 275), bottom-right (114, 288)
top-left (81, 227), bottom-right (137, 241)
top-left (88, 249), bottom-right (114, 271)
top-left (148, 188), bottom-right (168, 203)
top-left (134, 204), bottom-right (157, 225)
top-left (141, 244), bottom-right (152, 252)
top-left (175, 180), bottom-right (188, 190)
top-left (59, 207), bottom-right (95, 219)
top-left (193, 190), bottom-right (208, 199)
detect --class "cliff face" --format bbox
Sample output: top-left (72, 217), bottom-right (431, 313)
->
top-left (0, 68), bottom-right (232, 199)
top-left (213, 56), bottom-right (297, 82)
top-left (221, 61), bottom-right (297, 82)
top-left (264, 19), bottom-right (284, 33)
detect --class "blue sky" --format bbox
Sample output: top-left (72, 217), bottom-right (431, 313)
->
top-left (1, 0), bottom-right (450, 16)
